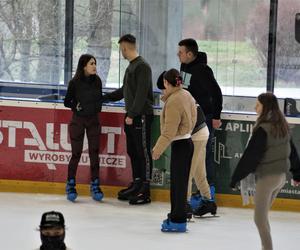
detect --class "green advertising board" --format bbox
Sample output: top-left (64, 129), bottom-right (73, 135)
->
top-left (151, 112), bottom-right (300, 200)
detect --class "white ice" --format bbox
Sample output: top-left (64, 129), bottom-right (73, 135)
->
top-left (0, 192), bottom-right (299, 250)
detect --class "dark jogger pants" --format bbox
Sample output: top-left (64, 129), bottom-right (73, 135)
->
top-left (68, 113), bottom-right (100, 181)
top-left (124, 114), bottom-right (153, 181)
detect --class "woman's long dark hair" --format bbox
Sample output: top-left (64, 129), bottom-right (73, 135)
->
top-left (254, 92), bottom-right (289, 138)
top-left (73, 54), bottom-right (96, 81)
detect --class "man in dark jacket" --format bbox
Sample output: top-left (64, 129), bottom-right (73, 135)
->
top-left (178, 38), bottom-right (223, 196)
top-left (103, 34), bottom-right (154, 205)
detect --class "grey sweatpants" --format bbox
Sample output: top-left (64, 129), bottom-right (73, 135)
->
top-left (254, 173), bottom-right (286, 250)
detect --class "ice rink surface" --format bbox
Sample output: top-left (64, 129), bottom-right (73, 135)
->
top-left (0, 192), bottom-right (299, 250)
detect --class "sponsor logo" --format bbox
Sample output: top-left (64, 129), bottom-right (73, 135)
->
top-left (0, 120), bottom-right (126, 170)
top-left (222, 122), bottom-right (254, 133)
top-left (212, 137), bottom-right (232, 164)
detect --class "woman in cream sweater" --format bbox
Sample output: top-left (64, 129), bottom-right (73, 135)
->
top-left (152, 68), bottom-right (197, 232)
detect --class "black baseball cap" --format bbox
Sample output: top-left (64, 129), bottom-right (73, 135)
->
top-left (40, 211), bottom-right (65, 229)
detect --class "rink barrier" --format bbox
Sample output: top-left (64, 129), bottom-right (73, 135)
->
top-left (0, 179), bottom-right (299, 212)
top-left (0, 100), bottom-right (300, 211)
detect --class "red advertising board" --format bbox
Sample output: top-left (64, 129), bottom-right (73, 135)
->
top-left (0, 102), bottom-right (131, 186)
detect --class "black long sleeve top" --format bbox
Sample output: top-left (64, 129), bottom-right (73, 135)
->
top-left (103, 56), bottom-right (153, 118)
top-left (64, 74), bottom-right (103, 116)
top-left (230, 127), bottom-right (300, 188)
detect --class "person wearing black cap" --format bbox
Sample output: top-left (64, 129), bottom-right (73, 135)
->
top-left (37, 211), bottom-right (68, 250)
top-left (178, 38), bottom-right (223, 198)
top-left (153, 68), bottom-right (196, 232)
top-left (103, 34), bottom-right (154, 205)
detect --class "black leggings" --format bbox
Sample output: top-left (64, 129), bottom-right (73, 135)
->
top-left (67, 113), bottom-right (100, 181)
top-left (169, 138), bottom-right (194, 223)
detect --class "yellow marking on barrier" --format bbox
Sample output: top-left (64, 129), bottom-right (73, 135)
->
top-left (0, 180), bottom-right (299, 212)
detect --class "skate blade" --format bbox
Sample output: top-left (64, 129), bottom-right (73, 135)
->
top-left (129, 198), bottom-right (151, 205)
top-left (161, 228), bottom-right (188, 233)
top-left (187, 218), bottom-right (195, 223)
top-left (194, 214), bottom-right (220, 219)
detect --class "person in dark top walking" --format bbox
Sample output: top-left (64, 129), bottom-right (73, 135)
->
top-left (64, 54), bottom-right (103, 202)
top-left (230, 92), bottom-right (300, 250)
top-left (103, 34), bottom-right (154, 205)
top-left (178, 38), bottom-right (223, 200)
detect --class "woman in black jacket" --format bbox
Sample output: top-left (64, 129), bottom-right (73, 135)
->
top-left (64, 54), bottom-right (103, 202)
top-left (230, 92), bottom-right (300, 250)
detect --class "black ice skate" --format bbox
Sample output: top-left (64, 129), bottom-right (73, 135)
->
top-left (193, 199), bottom-right (217, 217)
top-left (118, 179), bottom-right (142, 201)
top-left (128, 181), bottom-right (151, 205)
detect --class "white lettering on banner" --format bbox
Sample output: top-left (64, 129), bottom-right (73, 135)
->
top-left (2, 121), bottom-right (22, 147)
top-left (23, 122), bottom-right (47, 149)
top-left (22, 121), bottom-right (56, 169)
top-left (0, 119), bottom-right (126, 170)
top-left (60, 124), bottom-right (71, 151)
top-left (46, 123), bottom-right (59, 150)
top-left (234, 153), bottom-right (243, 158)
top-left (101, 126), bottom-right (121, 153)
top-left (224, 122), bottom-right (253, 133)
top-left (24, 150), bottom-right (126, 168)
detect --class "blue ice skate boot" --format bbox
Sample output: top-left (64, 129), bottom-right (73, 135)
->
top-left (161, 219), bottom-right (187, 233)
top-left (189, 193), bottom-right (203, 211)
top-left (210, 185), bottom-right (216, 201)
top-left (66, 178), bottom-right (77, 202)
top-left (90, 178), bottom-right (104, 201)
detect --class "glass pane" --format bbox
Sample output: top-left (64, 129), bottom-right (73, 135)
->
top-left (0, 0), bottom-right (65, 86)
top-left (106, 0), bottom-right (141, 88)
top-left (182, 0), bottom-right (270, 99)
top-left (73, 0), bottom-right (117, 87)
top-left (274, 0), bottom-right (300, 99)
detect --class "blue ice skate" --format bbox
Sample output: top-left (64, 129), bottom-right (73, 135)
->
top-left (189, 193), bottom-right (203, 210)
top-left (66, 178), bottom-right (78, 202)
top-left (90, 178), bottom-right (104, 201)
top-left (161, 219), bottom-right (187, 233)
top-left (210, 185), bottom-right (216, 201)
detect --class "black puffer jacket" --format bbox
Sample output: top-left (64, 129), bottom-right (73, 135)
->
top-left (64, 75), bottom-right (103, 116)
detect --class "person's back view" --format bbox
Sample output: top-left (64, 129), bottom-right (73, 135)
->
top-left (36, 211), bottom-right (69, 250)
